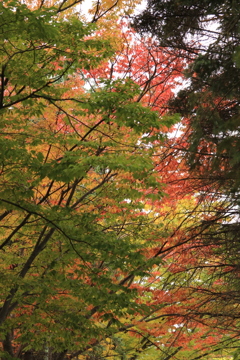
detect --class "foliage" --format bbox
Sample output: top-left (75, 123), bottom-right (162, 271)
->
top-left (0, 1), bottom-right (186, 359)
top-left (133, 0), bottom-right (240, 52)
top-left (1, 1), bottom-right (240, 360)
top-left (133, 0), bottom-right (240, 189)
top-left (133, 0), bottom-right (240, 357)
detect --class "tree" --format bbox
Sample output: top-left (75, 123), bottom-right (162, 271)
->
top-left (77, 23), bottom-right (240, 360)
top-left (1, 1), bottom-right (239, 360)
top-left (0, 1), bottom-right (189, 359)
top-left (133, 0), bottom-right (240, 52)
top-left (133, 0), bottom-right (240, 194)
top-left (133, 0), bottom-right (240, 347)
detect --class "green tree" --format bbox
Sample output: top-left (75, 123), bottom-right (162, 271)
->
top-left (0, 1), bottom-right (175, 359)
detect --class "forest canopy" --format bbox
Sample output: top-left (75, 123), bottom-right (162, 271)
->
top-left (0, 1), bottom-right (240, 360)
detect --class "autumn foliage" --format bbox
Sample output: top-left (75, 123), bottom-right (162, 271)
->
top-left (0, 1), bottom-right (239, 360)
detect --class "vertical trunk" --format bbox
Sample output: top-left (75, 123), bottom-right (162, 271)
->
top-left (2, 332), bottom-right (14, 359)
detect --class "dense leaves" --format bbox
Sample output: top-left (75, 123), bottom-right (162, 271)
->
top-left (134, 0), bottom-right (240, 352)
top-left (0, 1), bottom-right (185, 359)
top-left (1, 1), bottom-right (240, 360)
